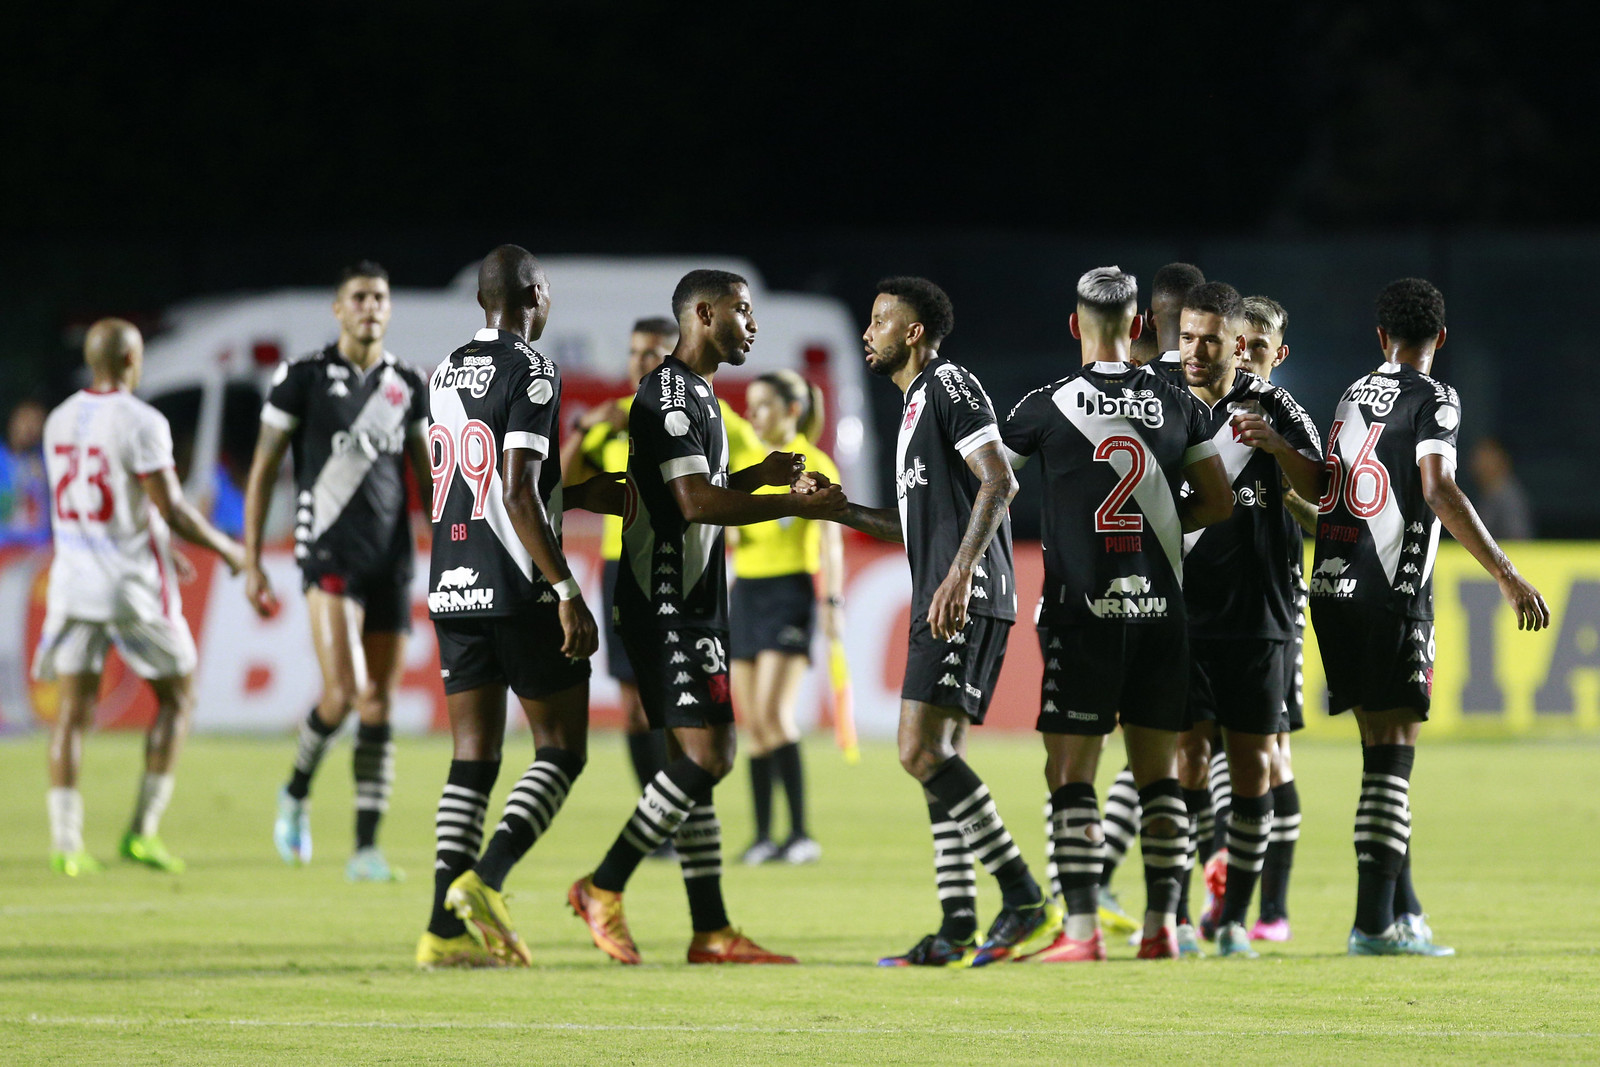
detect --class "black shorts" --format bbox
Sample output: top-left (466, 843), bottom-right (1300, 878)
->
top-left (1285, 618), bottom-right (1306, 732)
top-left (1035, 617), bottom-right (1189, 735)
top-left (1187, 637), bottom-right (1291, 735)
top-left (729, 573), bottom-right (816, 661)
top-left (619, 626), bottom-right (735, 730)
top-left (302, 563), bottom-right (413, 634)
top-left (600, 559), bottom-right (635, 685)
top-left (901, 614), bottom-right (1010, 723)
top-left (1311, 601), bottom-right (1435, 719)
top-left (434, 611), bottom-right (591, 699)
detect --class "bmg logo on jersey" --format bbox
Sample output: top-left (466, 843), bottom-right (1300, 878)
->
top-left (1077, 389), bottom-right (1164, 428)
top-left (1084, 574), bottom-right (1168, 618)
top-left (434, 357), bottom-right (497, 398)
top-left (1344, 377), bottom-right (1401, 415)
top-left (896, 456), bottom-right (929, 499)
top-left (429, 566), bottom-right (495, 612)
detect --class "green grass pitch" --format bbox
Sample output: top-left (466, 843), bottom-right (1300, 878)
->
top-left (2, 731), bottom-right (1597, 1065)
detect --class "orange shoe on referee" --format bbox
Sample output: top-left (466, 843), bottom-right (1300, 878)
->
top-left (686, 927), bottom-right (798, 964)
top-left (568, 876), bottom-right (641, 964)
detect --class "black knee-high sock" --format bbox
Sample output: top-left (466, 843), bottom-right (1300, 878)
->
top-left (427, 759), bottom-right (499, 938)
top-left (748, 754), bottom-right (774, 841)
top-left (1209, 750), bottom-right (1233, 856)
top-left (287, 707), bottom-right (338, 800)
top-left (592, 757), bottom-right (716, 893)
top-left (929, 801), bottom-right (977, 943)
top-left (1049, 784), bottom-right (1102, 918)
top-left (1178, 787), bottom-right (1211, 922)
top-left (352, 723), bottom-right (394, 850)
top-left (1100, 768), bottom-right (1140, 887)
top-left (675, 792), bottom-right (729, 932)
top-left (1394, 849), bottom-right (1423, 918)
top-left (922, 757), bottom-right (1039, 908)
top-left (771, 741), bottom-right (807, 839)
top-left (1220, 791), bottom-right (1273, 926)
top-left (475, 747), bottom-right (585, 891)
top-left (1260, 780), bottom-right (1301, 922)
top-left (1354, 744), bottom-right (1414, 935)
top-left (1138, 780), bottom-right (1190, 921)
top-left (625, 729), bottom-right (668, 792)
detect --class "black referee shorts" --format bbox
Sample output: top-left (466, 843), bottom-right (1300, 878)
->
top-left (901, 614), bottom-right (1010, 724)
top-left (1311, 601), bottom-right (1435, 719)
top-left (434, 609), bottom-right (591, 699)
top-left (1034, 617), bottom-right (1188, 735)
top-left (729, 573), bottom-right (817, 661)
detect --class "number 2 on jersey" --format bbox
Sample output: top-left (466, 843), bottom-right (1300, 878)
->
top-left (1093, 435), bottom-right (1147, 532)
top-left (429, 420), bottom-right (497, 522)
top-left (1319, 420), bottom-right (1390, 518)
top-left (53, 445), bottom-right (114, 522)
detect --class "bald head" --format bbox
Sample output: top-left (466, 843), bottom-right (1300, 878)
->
top-left (476, 244), bottom-right (550, 340)
top-left (84, 318), bottom-right (143, 388)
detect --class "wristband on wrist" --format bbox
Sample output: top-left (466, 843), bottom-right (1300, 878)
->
top-left (553, 578), bottom-right (582, 601)
top-left (825, 595), bottom-right (844, 607)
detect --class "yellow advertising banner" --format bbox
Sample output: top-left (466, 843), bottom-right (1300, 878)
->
top-left (1298, 542), bottom-right (1600, 737)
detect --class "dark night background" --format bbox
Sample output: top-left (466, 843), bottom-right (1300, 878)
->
top-left (4, 0), bottom-right (1598, 533)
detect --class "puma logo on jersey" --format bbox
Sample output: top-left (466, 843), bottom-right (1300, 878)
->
top-left (1076, 390), bottom-right (1164, 428)
top-left (1085, 574), bottom-right (1167, 619)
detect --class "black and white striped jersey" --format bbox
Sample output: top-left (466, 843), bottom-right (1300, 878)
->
top-left (613, 355), bottom-right (729, 631)
top-left (1312, 361), bottom-right (1460, 620)
top-left (895, 356), bottom-right (1017, 623)
top-left (1181, 371), bottom-right (1323, 639)
top-left (261, 345), bottom-right (428, 578)
top-left (1003, 361), bottom-right (1216, 627)
top-left (425, 328), bottom-right (564, 619)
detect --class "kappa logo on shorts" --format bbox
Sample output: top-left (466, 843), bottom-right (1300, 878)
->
top-left (673, 671), bottom-right (693, 684)
top-left (1043, 699), bottom-right (1058, 712)
top-left (658, 603), bottom-right (679, 615)
top-left (1044, 680), bottom-right (1058, 691)
top-left (965, 684), bottom-right (981, 699)
top-left (676, 692), bottom-right (699, 707)
top-left (938, 673), bottom-right (960, 687)
top-left (1408, 521), bottom-right (1426, 534)
top-left (670, 652), bottom-right (688, 664)
top-left (1066, 710), bottom-right (1096, 722)
top-left (1085, 574), bottom-right (1167, 619)
top-left (942, 652), bottom-right (961, 664)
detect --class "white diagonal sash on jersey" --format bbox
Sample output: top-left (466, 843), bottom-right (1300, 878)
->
top-left (1055, 379), bottom-right (1186, 582)
top-left (1333, 401), bottom-right (1405, 584)
top-left (310, 367), bottom-right (411, 541)
top-left (1182, 414), bottom-right (1255, 554)
top-left (431, 385), bottom-right (534, 582)
top-left (895, 384), bottom-right (927, 543)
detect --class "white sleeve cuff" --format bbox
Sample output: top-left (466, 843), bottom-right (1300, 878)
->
top-left (1416, 440), bottom-right (1457, 466)
top-left (1182, 440), bottom-right (1220, 467)
top-left (955, 424), bottom-right (1001, 458)
top-left (260, 403), bottom-right (299, 432)
top-left (660, 455), bottom-right (711, 482)
top-left (504, 430), bottom-right (549, 456)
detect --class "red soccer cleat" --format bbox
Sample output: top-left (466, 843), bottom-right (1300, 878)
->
top-left (1030, 929), bottom-right (1107, 963)
top-left (686, 927), bottom-right (798, 964)
top-left (1137, 926), bottom-right (1180, 959)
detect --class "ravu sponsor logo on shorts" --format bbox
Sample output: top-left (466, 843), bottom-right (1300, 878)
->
top-left (1310, 556), bottom-right (1357, 598)
top-left (429, 566), bottom-right (495, 612)
top-left (1084, 574), bottom-right (1168, 618)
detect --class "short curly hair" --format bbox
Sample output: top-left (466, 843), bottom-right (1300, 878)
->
top-left (1182, 280), bottom-right (1244, 322)
top-left (876, 276), bottom-right (955, 347)
top-left (1375, 278), bottom-right (1446, 343)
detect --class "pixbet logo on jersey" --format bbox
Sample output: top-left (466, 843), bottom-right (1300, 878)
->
top-left (896, 456), bottom-right (929, 499)
top-left (434, 356), bottom-right (497, 398)
top-left (1084, 574), bottom-right (1168, 618)
top-left (429, 566), bottom-right (495, 612)
top-left (1077, 389), bottom-right (1164, 428)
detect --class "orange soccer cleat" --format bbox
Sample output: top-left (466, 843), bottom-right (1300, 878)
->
top-left (686, 927), bottom-right (799, 964)
top-left (568, 876), bottom-right (641, 965)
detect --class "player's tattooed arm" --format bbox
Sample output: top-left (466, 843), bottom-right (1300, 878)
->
top-left (1420, 454), bottom-right (1550, 631)
top-left (1179, 454), bottom-right (1233, 532)
top-left (928, 441), bottom-right (1018, 640)
top-left (1282, 484), bottom-right (1319, 535)
top-left (502, 449), bottom-right (599, 658)
top-left (838, 503), bottom-right (903, 543)
top-left (241, 423), bottom-right (292, 616)
top-left (141, 467), bottom-right (247, 576)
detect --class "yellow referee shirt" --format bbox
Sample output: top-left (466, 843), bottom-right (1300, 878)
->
top-left (729, 431), bottom-right (840, 579)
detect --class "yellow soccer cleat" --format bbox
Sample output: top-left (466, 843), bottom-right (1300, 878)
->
top-left (415, 931), bottom-right (503, 970)
top-left (445, 870), bottom-right (532, 966)
top-left (50, 851), bottom-right (105, 877)
top-left (1097, 886), bottom-right (1141, 936)
top-left (119, 833), bottom-right (186, 873)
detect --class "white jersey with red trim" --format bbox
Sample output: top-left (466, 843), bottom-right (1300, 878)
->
top-left (40, 389), bottom-right (181, 623)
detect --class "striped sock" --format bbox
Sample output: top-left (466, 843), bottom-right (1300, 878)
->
top-left (1138, 779), bottom-right (1190, 927)
top-left (1049, 783), bottom-right (1103, 921)
top-left (1178, 787), bottom-right (1211, 923)
top-left (1209, 750), bottom-right (1233, 856)
top-left (1220, 791), bottom-right (1273, 925)
top-left (352, 723), bottom-right (394, 850)
top-left (924, 757), bottom-right (1039, 908)
top-left (1354, 744), bottom-right (1414, 935)
top-left (675, 797), bottom-right (729, 932)
top-left (287, 707), bottom-right (338, 800)
top-left (592, 757), bottom-right (715, 893)
top-left (427, 759), bottom-right (499, 938)
top-left (1100, 768), bottom-right (1140, 887)
top-left (1260, 780), bottom-right (1301, 922)
top-left (475, 747), bottom-right (584, 891)
top-left (929, 802), bottom-right (977, 943)
top-left (1042, 800), bottom-right (1060, 899)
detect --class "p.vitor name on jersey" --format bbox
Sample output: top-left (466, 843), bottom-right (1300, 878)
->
top-left (1311, 362), bottom-right (1460, 619)
top-left (426, 329), bottom-right (564, 618)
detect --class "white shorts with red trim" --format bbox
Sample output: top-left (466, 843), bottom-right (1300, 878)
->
top-left (32, 612), bottom-right (198, 681)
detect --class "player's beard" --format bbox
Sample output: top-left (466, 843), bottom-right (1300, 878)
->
top-left (868, 340), bottom-right (910, 378)
top-left (719, 322), bottom-right (750, 366)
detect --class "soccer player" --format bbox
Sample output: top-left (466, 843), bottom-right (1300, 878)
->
top-left (1001, 267), bottom-right (1232, 961)
top-left (1314, 278), bottom-right (1548, 956)
top-left (729, 370), bottom-right (842, 865)
top-left (35, 319), bottom-right (246, 876)
top-left (244, 261), bottom-right (432, 881)
top-left (1238, 294), bottom-right (1316, 941)
top-left (568, 269), bottom-right (845, 965)
top-left (832, 276), bottom-right (1056, 969)
top-left (1140, 262), bottom-right (1206, 383)
top-left (1171, 283), bottom-right (1324, 958)
top-left (412, 245), bottom-right (599, 969)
